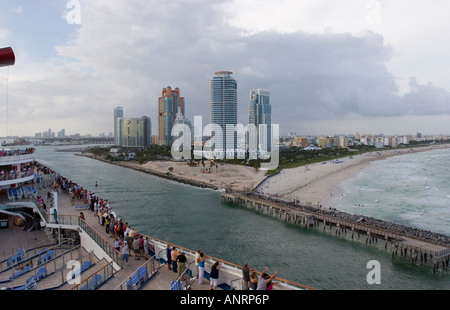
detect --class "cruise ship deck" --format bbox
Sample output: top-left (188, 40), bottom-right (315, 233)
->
top-left (0, 174), bottom-right (311, 291)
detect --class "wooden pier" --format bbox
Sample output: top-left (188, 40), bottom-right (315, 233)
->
top-left (221, 193), bottom-right (450, 271)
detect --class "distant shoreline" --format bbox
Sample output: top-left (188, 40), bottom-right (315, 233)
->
top-left (256, 144), bottom-right (450, 207)
top-left (77, 144), bottom-right (450, 204)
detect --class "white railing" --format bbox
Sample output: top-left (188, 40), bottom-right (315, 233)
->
top-left (0, 153), bottom-right (35, 164)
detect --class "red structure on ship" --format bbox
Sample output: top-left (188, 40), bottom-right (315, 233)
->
top-left (0, 47), bottom-right (15, 67)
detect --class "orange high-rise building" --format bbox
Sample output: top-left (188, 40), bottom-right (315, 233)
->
top-left (158, 86), bottom-right (185, 146)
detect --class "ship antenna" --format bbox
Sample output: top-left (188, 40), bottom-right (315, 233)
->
top-left (6, 65), bottom-right (9, 137)
top-left (0, 47), bottom-right (16, 137)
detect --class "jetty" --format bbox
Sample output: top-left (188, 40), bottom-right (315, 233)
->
top-left (221, 192), bottom-right (450, 271)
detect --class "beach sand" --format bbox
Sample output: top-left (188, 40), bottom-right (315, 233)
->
top-left (256, 145), bottom-right (450, 207)
top-left (127, 160), bottom-right (267, 192)
top-left (85, 144), bottom-right (450, 205)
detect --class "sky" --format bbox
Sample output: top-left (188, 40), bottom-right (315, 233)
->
top-left (0, 0), bottom-right (449, 138)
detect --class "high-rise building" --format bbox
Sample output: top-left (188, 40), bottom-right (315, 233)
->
top-left (210, 71), bottom-right (237, 153)
top-left (158, 86), bottom-right (185, 147)
top-left (57, 129), bottom-right (65, 138)
top-left (119, 116), bottom-right (151, 148)
top-left (249, 89), bottom-right (272, 152)
top-left (114, 107), bottom-right (123, 146)
top-left (173, 108), bottom-right (193, 144)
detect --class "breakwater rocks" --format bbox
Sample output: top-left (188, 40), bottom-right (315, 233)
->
top-left (78, 154), bottom-right (219, 191)
top-left (245, 192), bottom-right (450, 246)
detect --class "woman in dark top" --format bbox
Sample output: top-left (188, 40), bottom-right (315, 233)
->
top-left (249, 271), bottom-right (258, 290)
top-left (210, 261), bottom-right (220, 290)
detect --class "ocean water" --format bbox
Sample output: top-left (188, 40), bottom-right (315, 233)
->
top-left (32, 145), bottom-right (450, 290)
top-left (325, 147), bottom-right (450, 236)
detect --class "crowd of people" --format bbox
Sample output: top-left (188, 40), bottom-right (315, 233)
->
top-left (247, 191), bottom-right (450, 245)
top-left (0, 147), bottom-right (35, 157)
top-left (39, 167), bottom-right (282, 290)
top-left (0, 162), bottom-right (35, 181)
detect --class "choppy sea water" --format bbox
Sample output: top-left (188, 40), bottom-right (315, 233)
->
top-left (32, 145), bottom-right (449, 290)
top-left (325, 147), bottom-right (450, 237)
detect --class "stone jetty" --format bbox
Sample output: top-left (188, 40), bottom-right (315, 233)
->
top-left (77, 154), bottom-right (219, 190)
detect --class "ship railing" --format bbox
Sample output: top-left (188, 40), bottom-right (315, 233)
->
top-left (114, 255), bottom-right (160, 290)
top-left (0, 153), bottom-right (35, 164)
top-left (229, 276), bottom-right (242, 290)
top-left (70, 261), bottom-right (115, 290)
top-left (0, 240), bottom-right (72, 273)
top-left (29, 196), bottom-right (49, 223)
top-left (228, 272), bottom-right (315, 291)
top-left (0, 170), bottom-right (35, 182)
top-left (77, 218), bottom-right (123, 269)
top-left (144, 234), bottom-right (316, 290)
top-left (40, 213), bottom-right (122, 270)
top-left (4, 244), bottom-right (81, 285)
top-left (169, 260), bottom-right (195, 290)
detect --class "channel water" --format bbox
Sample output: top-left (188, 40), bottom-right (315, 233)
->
top-left (33, 145), bottom-right (449, 290)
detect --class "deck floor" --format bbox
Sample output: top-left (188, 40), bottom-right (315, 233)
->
top-left (0, 187), bottom-right (221, 290)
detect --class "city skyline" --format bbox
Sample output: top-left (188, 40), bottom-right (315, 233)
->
top-left (1, 1), bottom-right (450, 137)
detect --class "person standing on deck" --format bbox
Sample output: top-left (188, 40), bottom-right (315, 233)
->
top-left (197, 252), bottom-right (206, 285)
top-left (132, 235), bottom-right (140, 260)
top-left (177, 250), bottom-right (187, 281)
top-left (166, 245), bottom-right (172, 270)
top-left (242, 263), bottom-right (250, 290)
top-left (138, 235), bottom-right (145, 258)
top-left (121, 241), bottom-right (129, 266)
top-left (194, 249), bottom-right (201, 279)
top-left (256, 267), bottom-right (278, 290)
top-left (52, 208), bottom-right (58, 224)
top-left (171, 247), bottom-right (178, 273)
top-left (210, 261), bottom-right (221, 290)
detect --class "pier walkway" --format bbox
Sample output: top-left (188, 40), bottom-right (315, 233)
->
top-left (221, 192), bottom-right (450, 271)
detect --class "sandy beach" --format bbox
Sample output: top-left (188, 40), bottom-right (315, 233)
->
top-left (84, 144), bottom-right (450, 206)
top-left (126, 160), bottom-right (267, 192)
top-left (256, 144), bottom-right (450, 207)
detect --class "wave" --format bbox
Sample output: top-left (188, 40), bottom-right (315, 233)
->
top-left (424, 186), bottom-right (440, 191)
top-left (333, 147), bottom-right (450, 235)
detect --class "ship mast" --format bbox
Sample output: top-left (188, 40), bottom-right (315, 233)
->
top-left (0, 47), bottom-right (15, 138)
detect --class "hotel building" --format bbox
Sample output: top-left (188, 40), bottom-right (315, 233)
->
top-left (114, 107), bottom-right (124, 146)
top-left (158, 86), bottom-right (185, 147)
top-left (119, 116), bottom-right (152, 148)
top-left (249, 89), bottom-right (272, 152)
top-left (210, 71), bottom-right (237, 154)
top-left (114, 107), bottom-right (151, 148)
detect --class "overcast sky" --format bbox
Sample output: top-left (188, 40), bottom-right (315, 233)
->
top-left (1, 0), bottom-right (449, 137)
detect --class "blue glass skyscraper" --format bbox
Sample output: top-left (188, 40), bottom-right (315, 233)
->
top-left (249, 89), bottom-right (272, 152)
top-left (210, 71), bottom-right (237, 154)
top-left (114, 106), bottom-right (123, 146)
